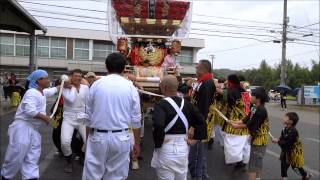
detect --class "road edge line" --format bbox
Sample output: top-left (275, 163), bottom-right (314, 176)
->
top-left (266, 149), bottom-right (320, 176)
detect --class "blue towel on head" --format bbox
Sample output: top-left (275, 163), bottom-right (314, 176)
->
top-left (26, 69), bottom-right (48, 89)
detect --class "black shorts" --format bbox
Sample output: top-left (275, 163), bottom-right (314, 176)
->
top-left (248, 145), bottom-right (267, 172)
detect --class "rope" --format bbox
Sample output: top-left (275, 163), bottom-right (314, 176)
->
top-left (50, 75), bottom-right (68, 118)
top-left (137, 89), bottom-right (165, 98)
top-left (268, 132), bottom-right (275, 139)
top-left (215, 106), bottom-right (275, 139)
top-left (213, 107), bottom-right (229, 123)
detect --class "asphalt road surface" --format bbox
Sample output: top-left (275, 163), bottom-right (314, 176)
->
top-left (0, 102), bottom-right (319, 180)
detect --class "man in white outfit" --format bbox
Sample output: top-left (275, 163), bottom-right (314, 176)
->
top-left (1, 70), bottom-right (58, 180)
top-left (61, 69), bottom-right (89, 173)
top-left (151, 75), bottom-right (206, 180)
top-left (83, 53), bottom-right (141, 180)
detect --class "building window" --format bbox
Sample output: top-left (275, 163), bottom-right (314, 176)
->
top-left (93, 41), bottom-right (115, 61)
top-left (37, 36), bottom-right (49, 58)
top-left (51, 37), bottom-right (66, 58)
top-left (16, 35), bottom-right (30, 57)
top-left (175, 48), bottom-right (193, 64)
top-left (74, 39), bottom-right (89, 60)
top-left (0, 34), bottom-right (14, 56)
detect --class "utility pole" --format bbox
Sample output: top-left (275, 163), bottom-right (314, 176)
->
top-left (29, 33), bottom-right (36, 73)
top-left (209, 54), bottom-right (215, 71)
top-left (280, 0), bottom-right (288, 86)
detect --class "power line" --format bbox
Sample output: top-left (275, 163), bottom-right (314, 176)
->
top-left (28, 9), bottom-right (283, 39)
top-left (26, 10), bottom-right (281, 38)
top-left (32, 14), bottom-right (278, 39)
top-left (192, 21), bottom-right (282, 32)
top-left (28, 12), bottom-right (279, 37)
top-left (227, 49), bottom-right (319, 69)
top-left (193, 13), bottom-right (282, 26)
top-left (287, 26), bottom-right (319, 32)
top-left (19, 0), bottom-right (319, 34)
top-left (196, 15), bottom-right (317, 34)
top-left (19, 0), bottom-right (107, 13)
top-left (28, 8), bottom-right (106, 21)
top-left (193, 20), bottom-right (283, 30)
top-left (28, 15), bottom-right (319, 46)
top-left (189, 32), bottom-right (273, 42)
top-left (198, 42), bottom-right (264, 55)
top-left (293, 38), bottom-right (319, 44)
top-left (287, 41), bottom-right (319, 47)
top-left (33, 15), bottom-right (108, 26)
top-left (287, 31), bottom-right (320, 38)
top-left (19, 0), bottom-right (320, 47)
top-left (287, 26), bottom-right (320, 34)
top-left (288, 22), bottom-right (320, 31)
top-left (208, 42), bottom-right (267, 54)
top-left (20, 1), bottom-right (282, 31)
top-left (192, 28), bottom-right (281, 39)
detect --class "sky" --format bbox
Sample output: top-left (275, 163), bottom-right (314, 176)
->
top-left (19, 0), bottom-right (320, 70)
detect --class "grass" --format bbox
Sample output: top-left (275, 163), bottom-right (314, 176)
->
top-left (286, 95), bottom-right (296, 101)
top-left (290, 104), bottom-right (320, 112)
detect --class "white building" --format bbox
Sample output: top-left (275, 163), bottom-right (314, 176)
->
top-left (0, 26), bottom-right (204, 81)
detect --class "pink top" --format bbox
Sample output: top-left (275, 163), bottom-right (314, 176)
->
top-left (161, 54), bottom-right (176, 68)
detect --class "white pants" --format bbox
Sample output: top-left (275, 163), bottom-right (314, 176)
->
top-left (1, 121), bottom-right (41, 180)
top-left (151, 135), bottom-right (189, 180)
top-left (61, 114), bottom-right (86, 156)
top-left (82, 130), bottom-right (131, 180)
top-left (224, 134), bottom-right (251, 164)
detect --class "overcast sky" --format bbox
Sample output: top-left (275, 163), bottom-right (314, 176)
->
top-left (20, 0), bottom-right (319, 70)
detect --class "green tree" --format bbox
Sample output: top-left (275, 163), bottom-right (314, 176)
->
top-left (216, 59), bottom-right (319, 90)
top-left (239, 59), bottom-right (319, 90)
top-left (310, 60), bottom-right (320, 84)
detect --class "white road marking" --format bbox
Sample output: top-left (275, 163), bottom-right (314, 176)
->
top-left (266, 149), bottom-right (320, 176)
top-left (304, 138), bottom-right (320, 143)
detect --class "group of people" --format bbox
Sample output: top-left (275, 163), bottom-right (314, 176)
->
top-left (1, 72), bottom-right (26, 107)
top-left (1, 53), bottom-right (312, 180)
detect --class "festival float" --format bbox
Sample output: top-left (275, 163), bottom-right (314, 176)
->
top-left (108, 0), bottom-right (192, 93)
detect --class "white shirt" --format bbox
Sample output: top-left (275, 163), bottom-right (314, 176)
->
top-left (14, 87), bottom-right (57, 129)
top-left (87, 74), bottom-right (141, 130)
top-left (62, 84), bottom-right (89, 114)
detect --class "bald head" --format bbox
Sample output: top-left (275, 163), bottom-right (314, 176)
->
top-left (160, 75), bottom-right (179, 95)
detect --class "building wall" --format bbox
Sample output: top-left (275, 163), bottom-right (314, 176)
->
top-left (1, 27), bottom-right (204, 79)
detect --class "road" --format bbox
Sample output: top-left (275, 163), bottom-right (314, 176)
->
top-left (0, 102), bottom-right (319, 180)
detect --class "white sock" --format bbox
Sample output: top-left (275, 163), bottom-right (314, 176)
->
top-left (255, 178), bottom-right (260, 180)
